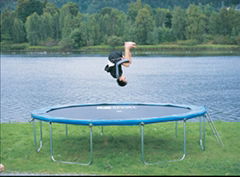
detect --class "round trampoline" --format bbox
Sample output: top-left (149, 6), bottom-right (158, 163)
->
top-left (31, 103), bottom-right (206, 125)
top-left (31, 103), bottom-right (223, 165)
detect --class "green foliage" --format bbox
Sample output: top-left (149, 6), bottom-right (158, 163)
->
top-left (97, 7), bottom-right (126, 44)
top-left (43, 2), bottom-right (59, 15)
top-left (70, 28), bottom-right (85, 48)
top-left (135, 7), bottom-right (155, 44)
top-left (80, 14), bottom-right (100, 46)
top-left (154, 8), bottom-right (170, 28)
top-left (127, 0), bottom-right (143, 22)
top-left (172, 7), bottom-right (187, 40)
top-left (58, 37), bottom-right (74, 49)
top-left (212, 35), bottom-right (236, 45)
top-left (16, 0), bottom-right (44, 22)
top-left (186, 5), bottom-right (207, 42)
top-left (1, 41), bottom-right (29, 51)
top-left (158, 27), bottom-right (175, 43)
top-left (107, 35), bottom-right (123, 47)
top-left (0, 10), bottom-right (15, 41)
top-left (25, 13), bottom-right (42, 45)
top-left (176, 39), bottom-right (200, 46)
top-left (12, 18), bottom-right (26, 43)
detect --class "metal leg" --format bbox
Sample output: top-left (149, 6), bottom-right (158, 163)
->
top-left (49, 122), bottom-right (93, 165)
top-left (32, 119), bottom-right (43, 152)
top-left (140, 120), bottom-right (187, 165)
top-left (100, 126), bottom-right (104, 136)
top-left (65, 124), bottom-right (68, 136)
top-left (205, 113), bottom-right (224, 146)
top-left (175, 121), bottom-right (178, 137)
top-left (140, 122), bottom-right (145, 164)
top-left (199, 116), bottom-right (206, 151)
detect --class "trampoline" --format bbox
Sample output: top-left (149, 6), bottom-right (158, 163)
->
top-left (31, 103), bottom-right (223, 165)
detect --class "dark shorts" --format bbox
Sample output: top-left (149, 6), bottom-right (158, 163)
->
top-left (105, 65), bottom-right (122, 79)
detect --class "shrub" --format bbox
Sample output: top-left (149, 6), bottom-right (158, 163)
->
top-left (212, 35), bottom-right (235, 45)
top-left (107, 35), bottom-right (123, 47)
top-left (176, 39), bottom-right (200, 45)
top-left (233, 35), bottom-right (240, 45)
top-left (58, 38), bottom-right (74, 50)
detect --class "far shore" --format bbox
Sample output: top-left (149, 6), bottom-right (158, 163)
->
top-left (1, 43), bottom-right (240, 56)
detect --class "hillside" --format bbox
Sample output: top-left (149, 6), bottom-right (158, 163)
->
top-left (1, 0), bottom-right (239, 13)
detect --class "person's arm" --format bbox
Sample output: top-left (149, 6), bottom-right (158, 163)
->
top-left (122, 42), bottom-right (136, 67)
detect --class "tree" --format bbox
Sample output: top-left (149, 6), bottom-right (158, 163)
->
top-left (40, 12), bottom-right (55, 41)
top-left (209, 11), bottom-right (219, 35)
top-left (127, 0), bottom-right (143, 22)
top-left (158, 27), bottom-right (175, 42)
top-left (217, 8), bottom-right (239, 36)
top-left (43, 2), bottom-right (59, 15)
top-left (51, 13), bottom-right (60, 40)
top-left (98, 7), bottom-right (126, 41)
top-left (134, 7), bottom-right (155, 44)
top-left (107, 35), bottom-right (123, 47)
top-left (147, 27), bottom-right (159, 44)
top-left (154, 8), bottom-right (169, 27)
top-left (122, 20), bottom-right (136, 42)
top-left (12, 18), bottom-right (26, 42)
top-left (83, 14), bottom-right (101, 45)
top-left (61, 13), bottom-right (82, 39)
top-left (172, 6), bottom-right (186, 40)
top-left (59, 2), bottom-right (81, 39)
top-left (43, 2), bottom-right (60, 40)
top-left (0, 10), bottom-right (15, 41)
top-left (186, 5), bottom-right (207, 42)
top-left (70, 28), bottom-right (85, 48)
top-left (16, 0), bottom-right (44, 22)
top-left (25, 12), bottom-right (41, 45)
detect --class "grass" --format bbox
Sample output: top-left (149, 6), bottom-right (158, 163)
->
top-left (80, 43), bottom-right (240, 55)
top-left (2, 42), bottom-right (240, 56)
top-left (0, 122), bottom-right (240, 175)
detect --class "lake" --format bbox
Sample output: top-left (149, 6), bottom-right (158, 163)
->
top-left (1, 54), bottom-right (240, 123)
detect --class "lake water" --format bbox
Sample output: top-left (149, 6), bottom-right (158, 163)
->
top-left (1, 54), bottom-right (240, 123)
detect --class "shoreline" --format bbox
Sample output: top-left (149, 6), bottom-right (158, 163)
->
top-left (1, 44), bottom-right (240, 56)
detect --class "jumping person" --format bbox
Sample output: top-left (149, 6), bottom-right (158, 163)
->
top-left (104, 42), bottom-right (136, 87)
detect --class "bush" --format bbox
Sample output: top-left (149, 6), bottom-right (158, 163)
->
top-left (106, 35), bottom-right (123, 47)
top-left (176, 39), bottom-right (200, 46)
top-left (158, 27), bottom-right (175, 43)
top-left (70, 29), bottom-right (86, 48)
top-left (58, 38), bottom-right (74, 50)
top-left (1, 42), bottom-right (29, 51)
top-left (212, 35), bottom-right (235, 45)
top-left (39, 38), bottom-right (58, 47)
top-left (201, 34), bottom-right (214, 43)
top-left (233, 35), bottom-right (240, 45)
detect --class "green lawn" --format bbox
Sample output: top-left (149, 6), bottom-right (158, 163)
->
top-left (0, 122), bottom-right (239, 175)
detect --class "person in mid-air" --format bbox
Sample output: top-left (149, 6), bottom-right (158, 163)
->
top-left (104, 42), bottom-right (136, 87)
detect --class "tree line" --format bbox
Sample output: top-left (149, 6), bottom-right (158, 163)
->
top-left (2, 0), bottom-right (239, 14)
top-left (1, 0), bottom-right (240, 49)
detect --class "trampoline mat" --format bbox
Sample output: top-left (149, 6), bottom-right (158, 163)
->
top-left (47, 104), bottom-right (190, 120)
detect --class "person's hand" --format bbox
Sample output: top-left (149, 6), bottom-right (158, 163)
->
top-left (124, 42), bottom-right (136, 49)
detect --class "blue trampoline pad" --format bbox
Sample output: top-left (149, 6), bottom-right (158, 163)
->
top-left (31, 103), bottom-right (207, 125)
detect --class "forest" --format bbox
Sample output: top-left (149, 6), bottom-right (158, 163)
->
top-left (1, 0), bottom-right (240, 51)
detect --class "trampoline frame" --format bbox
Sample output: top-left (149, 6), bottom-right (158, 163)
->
top-left (31, 103), bottom-right (223, 165)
